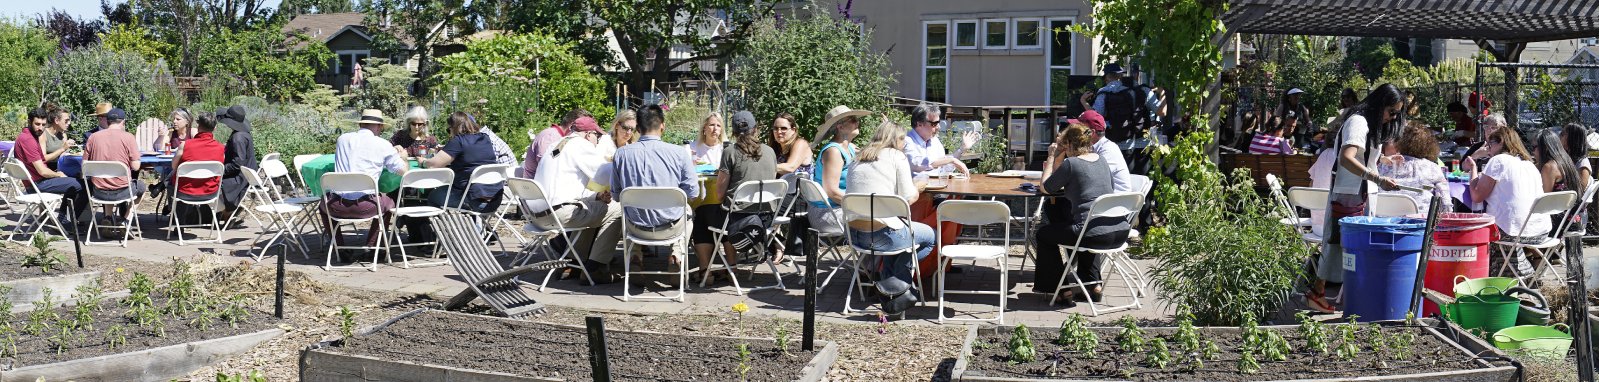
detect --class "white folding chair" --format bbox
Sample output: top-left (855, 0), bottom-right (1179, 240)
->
top-left (1267, 174), bottom-right (1309, 229)
top-left (3, 160), bottom-right (66, 243)
top-left (510, 178), bottom-right (597, 291)
top-left (451, 164), bottom-right (513, 254)
top-left (1493, 190), bottom-right (1579, 284)
top-left (134, 118), bottom-right (165, 153)
top-left (242, 168), bottom-right (310, 262)
top-left (796, 178), bottom-right (851, 292)
top-left (487, 165), bottom-right (527, 246)
top-left (1369, 192), bottom-right (1422, 218)
top-left (79, 161), bottom-right (142, 246)
top-left (704, 179), bottom-right (792, 295)
top-left (1286, 187), bottom-right (1331, 247)
top-left (618, 187), bottom-right (692, 302)
top-left (935, 200), bottom-right (1011, 324)
top-left (390, 169), bottom-right (453, 268)
top-left (289, 154), bottom-right (326, 236)
top-left (839, 193), bottom-right (923, 315)
top-left (1051, 192), bottom-right (1145, 316)
top-left (168, 161), bottom-right (225, 245)
top-left (320, 172), bottom-right (390, 271)
top-left (1126, 174), bottom-right (1154, 239)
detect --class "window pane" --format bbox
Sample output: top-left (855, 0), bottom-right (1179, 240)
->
top-left (926, 68), bottom-right (947, 103)
top-left (1049, 69), bottom-right (1072, 105)
top-left (1050, 20), bottom-right (1073, 67)
top-left (956, 22), bottom-right (977, 47)
top-left (926, 23), bottom-right (947, 66)
top-left (1016, 20), bottom-right (1040, 46)
top-left (986, 21), bottom-right (1007, 47)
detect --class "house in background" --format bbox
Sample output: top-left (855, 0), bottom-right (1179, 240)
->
top-left (282, 12), bottom-right (415, 92)
top-left (802, 0), bottom-right (1104, 107)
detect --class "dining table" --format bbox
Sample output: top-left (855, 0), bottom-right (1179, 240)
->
top-left (912, 172), bottom-right (1046, 275)
top-left (299, 154), bottom-right (422, 195)
top-left (57, 153), bottom-right (173, 179)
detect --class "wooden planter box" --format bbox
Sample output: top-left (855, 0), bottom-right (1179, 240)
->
top-left (950, 319), bottom-right (1515, 382)
top-left (1, 270), bottom-right (101, 311)
top-left (300, 309), bottom-right (840, 382)
top-left (0, 327), bottom-right (283, 382)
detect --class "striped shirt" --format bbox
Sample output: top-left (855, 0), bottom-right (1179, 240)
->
top-left (1248, 133), bottom-right (1293, 155)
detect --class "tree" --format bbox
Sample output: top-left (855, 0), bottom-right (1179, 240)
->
top-left (1075, 0), bottom-right (1226, 121)
top-left (37, 9), bottom-right (105, 50)
top-left (360, 0), bottom-right (473, 94)
top-left (277, 0), bottom-right (355, 19)
top-left (99, 24), bottom-right (172, 63)
top-left (730, 5), bottom-right (894, 144)
top-left (193, 26), bottom-right (333, 101)
top-left (593, 0), bottom-right (775, 96)
top-left (470, 0), bottom-right (617, 71)
top-left (435, 32), bottom-right (615, 155)
top-left (1344, 37), bottom-right (1396, 82)
top-left (0, 19), bottom-right (57, 108)
top-left (102, 0), bottom-right (280, 76)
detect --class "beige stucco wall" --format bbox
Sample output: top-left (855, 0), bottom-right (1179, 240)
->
top-left (1433, 38), bottom-right (1586, 64)
top-left (805, 0), bottom-right (1100, 106)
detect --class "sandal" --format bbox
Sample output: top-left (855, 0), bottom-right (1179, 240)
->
top-left (1305, 292), bottom-right (1336, 313)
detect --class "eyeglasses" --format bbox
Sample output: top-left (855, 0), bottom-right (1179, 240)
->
top-left (1488, 139), bottom-right (1503, 145)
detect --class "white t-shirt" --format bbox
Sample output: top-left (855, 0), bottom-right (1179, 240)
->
top-left (1332, 114), bottom-right (1379, 196)
top-left (1482, 154), bottom-right (1551, 237)
top-left (1092, 137), bottom-right (1131, 192)
top-left (687, 141), bottom-right (722, 168)
top-left (845, 148), bottom-right (916, 229)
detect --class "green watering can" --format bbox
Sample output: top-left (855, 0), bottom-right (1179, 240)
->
top-left (1493, 324), bottom-right (1572, 359)
top-left (1443, 285), bottom-right (1537, 337)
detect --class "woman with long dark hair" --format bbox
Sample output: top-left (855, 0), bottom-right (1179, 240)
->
top-left (1308, 83), bottom-right (1407, 313)
top-left (1534, 129), bottom-right (1584, 196)
top-left (767, 113), bottom-right (813, 177)
top-left (1563, 123), bottom-right (1593, 182)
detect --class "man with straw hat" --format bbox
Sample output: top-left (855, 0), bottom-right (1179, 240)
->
top-left (324, 109), bottom-right (411, 255)
top-left (84, 102), bottom-right (112, 142)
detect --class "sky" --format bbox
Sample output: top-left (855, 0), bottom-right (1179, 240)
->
top-left (2, 0), bottom-right (284, 21)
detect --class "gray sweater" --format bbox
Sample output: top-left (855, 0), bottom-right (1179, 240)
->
top-left (1043, 155), bottom-right (1130, 238)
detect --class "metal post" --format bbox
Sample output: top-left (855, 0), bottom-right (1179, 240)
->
top-left (275, 239), bottom-right (287, 319)
top-left (802, 227), bottom-right (817, 352)
top-left (1408, 193), bottom-right (1442, 317)
top-left (585, 316), bottom-right (612, 382)
top-left (1569, 232), bottom-right (1595, 382)
top-left (70, 201), bottom-right (83, 268)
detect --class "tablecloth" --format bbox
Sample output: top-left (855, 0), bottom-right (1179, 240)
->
top-left (300, 154), bottom-right (420, 195)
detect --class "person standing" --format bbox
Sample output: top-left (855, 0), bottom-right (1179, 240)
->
top-left (904, 103), bottom-right (977, 178)
top-left (1275, 88), bottom-right (1314, 149)
top-left (82, 107), bottom-right (146, 223)
top-left (1308, 84), bottom-right (1407, 313)
top-left (324, 109), bottom-right (410, 252)
top-left (1084, 63), bottom-right (1161, 175)
top-left (216, 105), bottom-right (258, 223)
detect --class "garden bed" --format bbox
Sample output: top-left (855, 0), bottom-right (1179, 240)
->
top-left (301, 309), bottom-right (839, 382)
top-left (951, 317), bottom-right (1515, 382)
top-left (0, 298), bottom-right (281, 381)
top-left (0, 249), bottom-right (98, 311)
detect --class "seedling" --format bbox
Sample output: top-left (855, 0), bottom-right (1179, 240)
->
top-left (1237, 347), bottom-right (1260, 374)
top-left (1055, 313), bottom-right (1099, 357)
top-left (166, 259), bottom-right (200, 316)
top-left (1200, 338), bottom-right (1220, 361)
top-left (1297, 311), bottom-right (1328, 354)
top-left (1173, 306), bottom-right (1201, 352)
top-left (735, 342), bottom-right (752, 380)
top-left (1115, 316), bottom-right (1145, 353)
top-left (1144, 338), bottom-right (1172, 369)
top-left (1261, 331), bottom-right (1288, 362)
top-left (191, 302), bottom-right (216, 331)
top-left (23, 235), bottom-right (67, 273)
top-left (215, 370), bottom-right (267, 382)
top-left (25, 288), bottom-right (59, 336)
top-left (337, 306), bottom-right (358, 340)
top-left (1183, 352), bottom-right (1204, 372)
top-left (75, 280), bottom-right (105, 312)
top-left (70, 302), bottom-right (93, 331)
top-left (774, 321), bottom-right (791, 356)
top-left (219, 295), bottom-right (250, 329)
top-left (106, 324), bottom-right (128, 350)
top-left (50, 324), bottom-right (76, 354)
top-left (1008, 324), bottom-right (1038, 363)
top-left (124, 272), bottom-right (156, 309)
top-left (1335, 318), bottom-right (1360, 361)
top-left (0, 285), bottom-right (14, 322)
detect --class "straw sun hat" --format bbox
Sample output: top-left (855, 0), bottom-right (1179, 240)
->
top-left (810, 105), bottom-right (871, 149)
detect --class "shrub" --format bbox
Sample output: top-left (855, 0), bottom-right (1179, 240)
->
top-left (730, 4), bottom-right (895, 146)
top-left (40, 46), bottom-right (177, 135)
top-left (218, 96), bottom-right (344, 163)
top-left (344, 57), bottom-right (417, 120)
top-left (1144, 130), bottom-right (1309, 325)
top-left (435, 31), bottom-right (613, 156)
top-left (194, 26), bottom-right (333, 102)
top-left (0, 19), bottom-right (56, 108)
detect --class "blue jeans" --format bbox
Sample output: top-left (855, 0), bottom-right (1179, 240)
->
top-left (849, 221), bottom-right (935, 292)
top-left (34, 176), bottom-right (87, 219)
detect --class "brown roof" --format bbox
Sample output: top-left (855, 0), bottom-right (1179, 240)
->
top-left (282, 12), bottom-right (416, 49)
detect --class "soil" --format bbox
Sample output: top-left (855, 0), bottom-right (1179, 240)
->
top-left (0, 244), bottom-right (84, 281)
top-left (964, 325), bottom-right (1488, 381)
top-left (327, 310), bottom-right (821, 382)
top-left (4, 297), bottom-right (278, 367)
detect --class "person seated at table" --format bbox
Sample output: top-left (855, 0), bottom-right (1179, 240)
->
top-left (390, 106), bottom-right (439, 159)
top-left (526, 112), bottom-right (624, 282)
top-left (475, 116), bottom-right (518, 167)
top-left (216, 105), bottom-right (258, 224)
top-left (689, 111), bottom-right (776, 284)
top-left (1374, 125), bottom-right (1448, 214)
top-left (1248, 116), bottom-right (1295, 155)
top-left (905, 103), bottom-right (976, 178)
top-left (16, 105), bottom-right (87, 224)
top-left (686, 113), bottom-right (723, 168)
top-left (1533, 129), bottom-right (1584, 197)
top-left (1447, 102), bottom-right (1477, 147)
top-left (156, 108), bottom-right (196, 153)
top-left (1071, 111), bottom-right (1131, 192)
top-left (768, 112), bottom-right (813, 177)
top-left (83, 107), bottom-right (147, 223)
top-left (845, 120), bottom-right (933, 316)
top-left (84, 102), bottom-right (111, 143)
top-left (1463, 124), bottom-right (1547, 276)
top-left (1563, 123), bottom-right (1594, 183)
top-left (168, 113), bottom-right (225, 218)
top-left (521, 109), bottom-right (592, 178)
top-left (424, 112), bottom-right (507, 213)
top-left (1032, 123), bottom-right (1131, 305)
top-left (606, 110), bottom-right (638, 152)
top-left (793, 106), bottom-right (867, 252)
top-left (1462, 113), bottom-right (1507, 167)
top-left (612, 104), bottom-right (698, 273)
top-left (41, 105), bottom-right (74, 171)
top-left (324, 109), bottom-right (411, 252)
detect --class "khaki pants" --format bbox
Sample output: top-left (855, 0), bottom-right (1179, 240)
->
top-left (534, 199), bottom-right (624, 264)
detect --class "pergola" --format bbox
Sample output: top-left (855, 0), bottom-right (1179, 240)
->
top-left (1220, 1), bottom-right (1599, 379)
top-left (1222, 0), bottom-right (1599, 127)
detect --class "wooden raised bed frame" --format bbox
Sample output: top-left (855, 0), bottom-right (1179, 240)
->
top-left (0, 327), bottom-right (283, 382)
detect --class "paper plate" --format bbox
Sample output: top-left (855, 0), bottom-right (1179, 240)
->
top-left (986, 171), bottom-right (1024, 178)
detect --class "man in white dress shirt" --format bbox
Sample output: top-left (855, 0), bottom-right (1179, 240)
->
top-left (324, 109), bottom-right (410, 253)
top-left (527, 120), bottom-right (624, 281)
top-left (904, 103), bottom-right (978, 178)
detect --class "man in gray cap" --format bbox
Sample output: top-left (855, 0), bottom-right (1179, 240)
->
top-left (1084, 63), bottom-right (1162, 173)
top-left (689, 110), bottom-right (776, 283)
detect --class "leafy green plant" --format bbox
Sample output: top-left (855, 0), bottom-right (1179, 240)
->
top-left (729, 4), bottom-right (895, 147)
top-left (435, 31), bottom-right (615, 156)
top-left (1297, 311), bottom-right (1329, 354)
top-left (190, 298), bottom-right (215, 331)
top-left (0, 284), bottom-right (14, 322)
top-left (736, 342), bottom-right (752, 380)
top-left (774, 321), bottom-right (791, 356)
top-left (219, 295), bottom-right (250, 329)
top-left (1237, 347), bottom-right (1260, 374)
top-left (193, 26), bottom-right (333, 101)
top-left (1145, 130), bottom-right (1308, 326)
top-left (1007, 324), bottom-right (1038, 363)
top-left (1335, 316), bottom-right (1361, 361)
top-left (344, 58), bottom-right (416, 120)
top-left (164, 258), bottom-right (200, 316)
top-left (215, 370), bottom-right (267, 382)
top-left (50, 323), bottom-right (78, 354)
top-left (1262, 331), bottom-right (1289, 362)
top-left (1173, 306), bottom-right (1201, 353)
top-left (1144, 338), bottom-right (1172, 369)
top-left (25, 288), bottom-right (58, 336)
top-left (22, 235), bottom-right (67, 273)
top-left (972, 126), bottom-right (1010, 174)
top-left (75, 280), bottom-right (105, 312)
top-left (0, 20), bottom-right (56, 108)
top-left (337, 306), bottom-right (357, 340)
top-left (1055, 313), bottom-right (1099, 357)
top-left (70, 301), bottom-right (93, 331)
top-left (1200, 338), bottom-right (1220, 361)
top-left (1115, 316), bottom-right (1146, 353)
top-left (105, 323), bottom-right (127, 350)
top-left (40, 47), bottom-right (178, 135)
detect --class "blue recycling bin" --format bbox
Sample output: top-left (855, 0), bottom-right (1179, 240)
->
top-left (1339, 216), bottom-right (1428, 322)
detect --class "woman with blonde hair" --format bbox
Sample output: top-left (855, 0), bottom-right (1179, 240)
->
top-left (1465, 122), bottom-right (1547, 277)
top-left (845, 119), bottom-right (933, 315)
top-left (391, 105), bottom-right (438, 159)
top-left (609, 110), bottom-right (639, 150)
top-left (1033, 123), bottom-right (1129, 305)
top-left (686, 113), bottom-right (724, 168)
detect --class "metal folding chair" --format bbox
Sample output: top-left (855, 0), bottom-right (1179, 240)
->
top-left (390, 169), bottom-right (454, 268)
top-left (1051, 192), bottom-right (1145, 316)
top-left (704, 179), bottom-right (792, 294)
top-left (320, 172), bottom-right (390, 271)
top-left (508, 178), bottom-right (597, 291)
top-left (168, 161), bottom-right (225, 245)
top-left (1493, 190), bottom-right (1579, 285)
top-left (618, 187), bottom-right (692, 302)
top-left (839, 193), bottom-right (923, 315)
top-left (241, 168), bottom-right (310, 262)
top-left (2, 160), bottom-right (66, 243)
top-left (795, 178), bottom-right (851, 291)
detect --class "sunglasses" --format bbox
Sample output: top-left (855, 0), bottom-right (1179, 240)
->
top-left (774, 125), bottom-right (794, 131)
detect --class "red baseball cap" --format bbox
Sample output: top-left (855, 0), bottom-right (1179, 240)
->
top-left (1069, 110), bottom-right (1106, 132)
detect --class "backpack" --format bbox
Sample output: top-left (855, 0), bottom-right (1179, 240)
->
top-left (1099, 87), bottom-right (1142, 142)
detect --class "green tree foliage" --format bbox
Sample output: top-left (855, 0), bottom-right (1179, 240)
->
top-left (593, 0), bottom-right (774, 95)
top-left (1272, 36), bottom-right (1349, 123)
top-left (469, 0), bottom-right (616, 70)
top-left (1075, 0), bottom-right (1225, 115)
top-left (278, 0), bottom-right (355, 18)
top-left (345, 57), bottom-right (416, 120)
top-left (40, 47), bottom-right (178, 135)
top-left (99, 24), bottom-right (172, 64)
top-left (193, 26), bottom-right (333, 101)
top-left (360, 0), bottom-right (473, 93)
top-left (224, 96), bottom-right (344, 163)
top-left (435, 32), bottom-right (613, 155)
top-left (729, 5), bottom-right (895, 146)
top-left (0, 19), bottom-right (57, 108)
top-left (1344, 38), bottom-right (1396, 82)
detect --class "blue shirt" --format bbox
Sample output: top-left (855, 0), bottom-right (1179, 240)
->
top-left (810, 141), bottom-right (854, 208)
top-left (441, 132), bottom-right (503, 200)
top-left (612, 135), bottom-right (698, 228)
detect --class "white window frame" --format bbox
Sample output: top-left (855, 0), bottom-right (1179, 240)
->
top-left (922, 20), bottom-right (950, 102)
top-left (953, 19), bottom-right (979, 50)
top-left (1044, 17), bottom-right (1077, 104)
top-left (334, 49), bottom-right (372, 75)
top-left (982, 18), bottom-right (1009, 50)
top-left (1012, 18), bottom-right (1044, 49)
